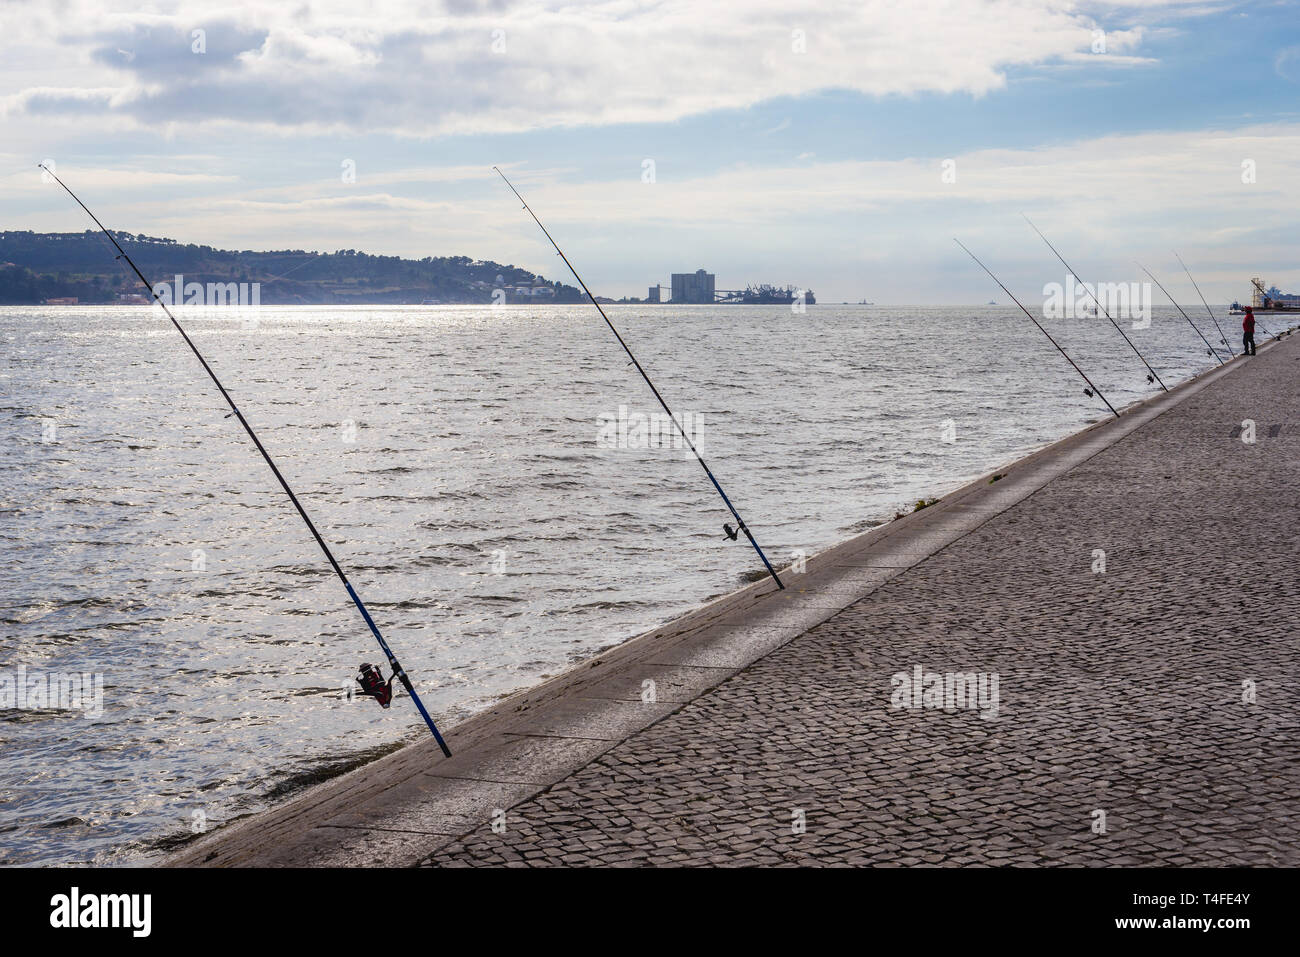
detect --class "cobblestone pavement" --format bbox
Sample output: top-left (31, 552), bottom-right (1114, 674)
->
top-left (421, 340), bottom-right (1300, 867)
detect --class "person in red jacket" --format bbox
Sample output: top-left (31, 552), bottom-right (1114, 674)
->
top-left (1243, 306), bottom-right (1257, 356)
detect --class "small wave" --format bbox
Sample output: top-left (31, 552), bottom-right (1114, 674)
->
top-left (571, 599), bottom-right (653, 611)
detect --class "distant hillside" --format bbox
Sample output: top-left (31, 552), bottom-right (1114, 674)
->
top-left (0, 230), bottom-right (586, 305)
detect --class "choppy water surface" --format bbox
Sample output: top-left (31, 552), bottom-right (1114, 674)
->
top-left (0, 303), bottom-right (1280, 865)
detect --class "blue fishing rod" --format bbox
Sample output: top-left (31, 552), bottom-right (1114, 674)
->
top-left (41, 164), bottom-right (452, 757)
top-left (1136, 263), bottom-right (1226, 366)
top-left (956, 239), bottom-right (1119, 418)
top-left (493, 167), bottom-right (785, 589)
top-left (1024, 215), bottom-right (1168, 392)
top-left (1174, 252), bottom-right (1235, 356)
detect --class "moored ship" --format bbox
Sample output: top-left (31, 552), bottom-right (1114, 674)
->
top-left (716, 283), bottom-right (815, 305)
top-left (1230, 277), bottom-right (1300, 314)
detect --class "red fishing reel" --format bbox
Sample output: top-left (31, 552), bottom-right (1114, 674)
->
top-left (356, 662), bottom-right (395, 708)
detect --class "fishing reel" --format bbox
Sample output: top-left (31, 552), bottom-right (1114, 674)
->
top-left (356, 662), bottom-right (395, 709)
top-left (1146, 374), bottom-right (1155, 384)
top-left (723, 523), bottom-right (739, 541)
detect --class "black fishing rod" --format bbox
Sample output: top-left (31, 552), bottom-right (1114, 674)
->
top-left (1136, 263), bottom-right (1226, 366)
top-left (1174, 252), bottom-right (1235, 356)
top-left (955, 239), bottom-right (1119, 419)
top-left (492, 167), bottom-right (785, 589)
top-left (40, 164), bottom-right (452, 757)
top-left (1023, 215), bottom-right (1168, 392)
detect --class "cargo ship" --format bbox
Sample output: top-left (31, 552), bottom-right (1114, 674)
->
top-left (1229, 277), bottom-right (1299, 314)
top-left (715, 283), bottom-right (815, 305)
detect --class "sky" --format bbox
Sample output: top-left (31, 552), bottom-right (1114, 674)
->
top-left (1, 0), bottom-right (1297, 303)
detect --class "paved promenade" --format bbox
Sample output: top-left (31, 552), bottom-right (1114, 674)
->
top-left (172, 331), bottom-right (1300, 867)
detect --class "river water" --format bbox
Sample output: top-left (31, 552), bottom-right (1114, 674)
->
top-left (0, 302), bottom-right (1277, 865)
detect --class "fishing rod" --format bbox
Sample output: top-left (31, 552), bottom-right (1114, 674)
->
top-left (492, 167), bottom-right (785, 589)
top-left (1023, 215), bottom-right (1168, 392)
top-left (1174, 252), bottom-right (1235, 356)
top-left (955, 239), bottom-right (1119, 419)
top-left (39, 164), bottom-right (452, 757)
top-left (1135, 263), bottom-right (1226, 366)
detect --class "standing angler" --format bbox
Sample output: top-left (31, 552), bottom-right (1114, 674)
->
top-left (1243, 306), bottom-right (1257, 356)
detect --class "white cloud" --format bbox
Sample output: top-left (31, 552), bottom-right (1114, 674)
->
top-left (1276, 45), bottom-right (1300, 81)
top-left (0, 0), bottom-right (1201, 137)
top-left (4, 0), bottom-right (1285, 301)
top-left (1, 164), bottom-right (236, 192)
top-left (13, 120), bottom-right (1292, 302)
top-left (484, 122), bottom-right (1300, 233)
